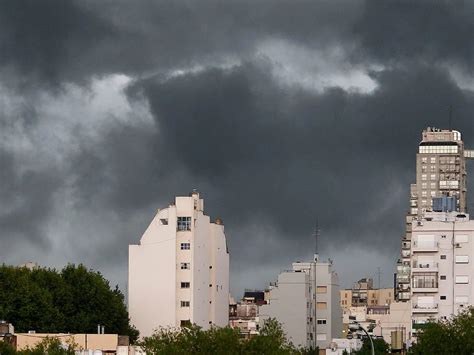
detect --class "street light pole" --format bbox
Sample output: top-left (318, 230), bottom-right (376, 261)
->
top-left (349, 321), bottom-right (374, 355)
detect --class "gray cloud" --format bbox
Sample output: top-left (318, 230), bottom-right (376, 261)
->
top-left (1, 1), bottom-right (474, 297)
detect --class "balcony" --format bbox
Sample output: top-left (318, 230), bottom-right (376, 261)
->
top-left (412, 304), bottom-right (438, 313)
top-left (412, 285), bottom-right (438, 293)
top-left (412, 262), bottom-right (438, 272)
top-left (402, 250), bottom-right (411, 258)
top-left (413, 241), bottom-right (438, 252)
top-left (396, 274), bottom-right (410, 283)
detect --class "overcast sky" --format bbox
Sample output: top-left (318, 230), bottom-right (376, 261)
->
top-left (1, 0), bottom-right (474, 299)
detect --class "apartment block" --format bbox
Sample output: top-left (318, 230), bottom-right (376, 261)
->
top-left (128, 191), bottom-right (229, 337)
top-left (340, 278), bottom-right (394, 308)
top-left (396, 127), bottom-right (474, 302)
top-left (259, 256), bottom-right (342, 350)
top-left (410, 211), bottom-right (474, 337)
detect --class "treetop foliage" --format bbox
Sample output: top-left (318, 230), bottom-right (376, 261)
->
top-left (409, 307), bottom-right (474, 355)
top-left (0, 264), bottom-right (138, 342)
top-left (139, 318), bottom-right (318, 355)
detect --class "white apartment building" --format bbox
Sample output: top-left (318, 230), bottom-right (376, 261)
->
top-left (409, 211), bottom-right (474, 338)
top-left (128, 191), bottom-right (229, 337)
top-left (259, 256), bottom-right (342, 350)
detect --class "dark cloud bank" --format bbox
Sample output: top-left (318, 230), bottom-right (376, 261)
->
top-left (1, 0), bottom-right (474, 295)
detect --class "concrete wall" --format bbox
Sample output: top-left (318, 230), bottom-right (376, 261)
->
top-left (259, 271), bottom-right (310, 348)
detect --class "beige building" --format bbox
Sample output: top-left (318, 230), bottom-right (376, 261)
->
top-left (340, 278), bottom-right (394, 308)
top-left (14, 333), bottom-right (132, 353)
top-left (128, 191), bottom-right (230, 337)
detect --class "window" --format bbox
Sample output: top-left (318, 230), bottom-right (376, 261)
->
top-left (430, 182), bottom-right (436, 189)
top-left (455, 276), bottom-right (469, 284)
top-left (422, 157), bottom-right (427, 163)
top-left (316, 286), bottom-right (327, 294)
top-left (440, 255), bottom-right (447, 260)
top-left (422, 191), bottom-right (427, 197)
top-left (180, 320), bottom-right (191, 327)
top-left (430, 174), bottom-right (436, 181)
top-left (430, 165), bottom-right (436, 172)
top-left (159, 218), bottom-right (168, 225)
top-left (430, 191), bottom-right (436, 197)
top-left (421, 174), bottom-right (427, 181)
top-left (177, 217), bottom-right (192, 231)
top-left (440, 275), bottom-right (446, 280)
top-left (317, 319), bottom-right (327, 325)
top-left (316, 302), bottom-right (327, 310)
top-left (456, 255), bottom-right (469, 264)
top-left (430, 157), bottom-right (436, 163)
top-left (316, 334), bottom-right (327, 341)
top-left (180, 301), bottom-right (190, 307)
top-left (181, 263), bottom-right (190, 270)
top-left (440, 296), bottom-right (446, 300)
top-left (455, 296), bottom-right (469, 303)
top-left (181, 282), bottom-right (190, 288)
top-left (180, 243), bottom-right (190, 250)
top-left (412, 273), bottom-right (438, 288)
top-left (455, 235), bottom-right (468, 243)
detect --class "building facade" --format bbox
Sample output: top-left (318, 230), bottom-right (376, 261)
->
top-left (259, 256), bottom-right (342, 350)
top-left (340, 278), bottom-right (394, 308)
top-left (410, 211), bottom-right (474, 338)
top-left (396, 128), bottom-right (474, 302)
top-left (128, 192), bottom-right (229, 337)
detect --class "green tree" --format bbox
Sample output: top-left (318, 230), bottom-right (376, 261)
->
top-left (353, 337), bottom-right (389, 355)
top-left (17, 337), bottom-right (76, 355)
top-left (0, 264), bottom-right (138, 342)
top-left (0, 340), bottom-right (16, 355)
top-left (139, 318), bottom-right (307, 355)
top-left (409, 307), bottom-right (474, 355)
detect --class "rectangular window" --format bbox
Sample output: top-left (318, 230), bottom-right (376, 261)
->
top-left (440, 255), bottom-right (447, 260)
top-left (455, 255), bottom-right (469, 264)
top-left (316, 302), bottom-right (327, 310)
top-left (412, 273), bottom-right (438, 288)
top-left (180, 243), bottom-right (191, 250)
top-left (180, 320), bottom-right (191, 327)
top-left (421, 174), bottom-right (427, 181)
top-left (430, 191), bottom-right (436, 197)
top-left (422, 157), bottom-right (427, 163)
top-left (180, 301), bottom-right (190, 307)
top-left (440, 275), bottom-right (446, 280)
top-left (430, 157), bottom-right (436, 163)
top-left (455, 296), bottom-right (469, 303)
top-left (159, 218), bottom-right (168, 225)
top-left (316, 286), bottom-right (327, 294)
top-left (422, 191), bottom-right (427, 197)
top-left (180, 263), bottom-right (190, 270)
top-left (430, 182), bottom-right (436, 189)
top-left (440, 296), bottom-right (446, 300)
top-left (430, 174), bottom-right (436, 181)
top-left (455, 276), bottom-right (469, 284)
top-left (455, 235), bottom-right (468, 243)
top-left (316, 334), bottom-right (327, 341)
top-left (177, 217), bottom-right (192, 231)
top-left (317, 319), bottom-right (327, 325)
top-left (181, 282), bottom-right (190, 288)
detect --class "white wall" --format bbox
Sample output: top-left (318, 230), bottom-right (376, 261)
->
top-left (128, 208), bottom-right (177, 337)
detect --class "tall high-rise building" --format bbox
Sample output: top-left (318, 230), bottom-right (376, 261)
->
top-left (128, 191), bottom-right (229, 337)
top-left (396, 128), bottom-right (474, 302)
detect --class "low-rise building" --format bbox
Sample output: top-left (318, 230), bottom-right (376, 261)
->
top-left (229, 291), bottom-right (265, 339)
top-left (259, 255), bottom-right (342, 350)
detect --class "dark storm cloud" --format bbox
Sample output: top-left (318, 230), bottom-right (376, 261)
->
top-left (2, 0), bottom-right (474, 292)
top-left (0, 148), bottom-right (60, 249)
top-left (124, 61), bottom-right (474, 262)
top-left (354, 0), bottom-right (474, 70)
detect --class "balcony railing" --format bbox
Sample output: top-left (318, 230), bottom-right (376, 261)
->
top-left (412, 304), bottom-right (438, 313)
top-left (412, 262), bottom-right (438, 270)
top-left (413, 241), bottom-right (438, 251)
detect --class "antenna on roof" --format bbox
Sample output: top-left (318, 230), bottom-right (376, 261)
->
top-left (313, 220), bottom-right (320, 262)
top-left (448, 105), bottom-right (453, 131)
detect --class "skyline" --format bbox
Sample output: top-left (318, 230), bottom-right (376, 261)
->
top-left (1, 1), bottom-right (474, 297)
